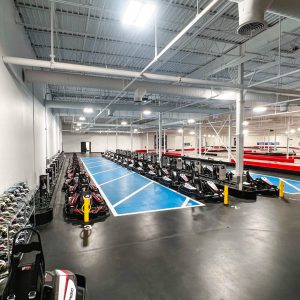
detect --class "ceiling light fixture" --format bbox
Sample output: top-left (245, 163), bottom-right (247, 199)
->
top-left (83, 107), bottom-right (93, 113)
top-left (121, 121), bottom-right (128, 126)
top-left (243, 129), bottom-right (249, 135)
top-left (75, 128), bottom-right (79, 131)
top-left (76, 122), bottom-right (82, 126)
top-left (187, 119), bottom-right (195, 124)
top-left (253, 106), bottom-right (267, 113)
top-left (298, 128), bottom-right (300, 132)
top-left (189, 131), bottom-right (195, 135)
top-left (122, 1), bottom-right (156, 27)
top-left (79, 116), bottom-right (86, 121)
top-left (290, 129), bottom-right (296, 134)
top-left (134, 129), bottom-right (138, 132)
top-left (143, 110), bottom-right (151, 115)
top-left (242, 121), bottom-right (249, 126)
top-left (178, 129), bottom-right (183, 133)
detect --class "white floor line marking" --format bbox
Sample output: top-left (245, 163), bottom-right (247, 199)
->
top-left (113, 182), bottom-right (153, 208)
top-left (181, 197), bottom-right (191, 207)
top-left (100, 172), bottom-right (134, 186)
top-left (92, 167), bottom-right (120, 175)
top-left (281, 179), bottom-right (300, 192)
top-left (80, 159), bottom-right (118, 216)
top-left (88, 163), bottom-right (113, 169)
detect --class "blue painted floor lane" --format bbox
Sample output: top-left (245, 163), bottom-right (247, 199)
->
top-left (227, 167), bottom-right (300, 195)
top-left (115, 182), bottom-right (201, 215)
top-left (251, 172), bottom-right (300, 194)
top-left (101, 173), bottom-right (150, 206)
top-left (81, 157), bottom-right (204, 216)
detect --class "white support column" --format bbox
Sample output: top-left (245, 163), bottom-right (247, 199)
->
top-left (199, 123), bottom-right (202, 158)
top-left (181, 127), bottom-right (184, 156)
top-left (106, 132), bottom-right (108, 151)
top-left (194, 124), bottom-right (198, 156)
top-left (228, 114), bottom-right (232, 162)
top-left (287, 117), bottom-right (290, 158)
top-left (274, 130), bottom-right (277, 151)
top-left (146, 132), bottom-right (149, 153)
top-left (155, 131), bottom-right (158, 154)
top-left (163, 128), bottom-right (166, 153)
top-left (267, 130), bottom-right (270, 153)
top-left (158, 112), bottom-right (162, 166)
top-left (115, 128), bottom-right (118, 151)
top-left (50, 1), bottom-right (55, 63)
top-left (130, 123), bottom-right (133, 152)
top-left (235, 46), bottom-right (245, 190)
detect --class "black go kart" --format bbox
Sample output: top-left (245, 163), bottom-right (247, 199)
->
top-left (1, 228), bottom-right (86, 300)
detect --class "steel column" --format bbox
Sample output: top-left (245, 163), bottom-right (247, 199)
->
top-left (115, 128), bottom-right (118, 151)
top-left (287, 117), bottom-right (290, 158)
top-left (158, 112), bottom-right (162, 166)
top-left (228, 114), bottom-right (232, 162)
top-left (146, 132), bottom-right (149, 153)
top-left (50, 1), bottom-right (55, 63)
top-left (235, 46), bottom-right (245, 190)
top-left (163, 128), bottom-right (166, 153)
top-left (130, 123), bottom-right (133, 152)
top-left (199, 123), bottom-right (202, 158)
top-left (181, 128), bottom-right (184, 156)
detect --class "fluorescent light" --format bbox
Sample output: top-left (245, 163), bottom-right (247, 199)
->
top-left (75, 128), bottom-right (79, 131)
top-left (143, 110), bottom-right (151, 115)
top-left (208, 134), bottom-right (211, 137)
top-left (298, 128), bottom-right (300, 132)
top-left (84, 107), bottom-right (93, 113)
top-left (134, 129), bottom-right (138, 132)
top-left (253, 106), bottom-right (267, 113)
top-left (243, 129), bottom-right (249, 135)
top-left (290, 129), bottom-right (296, 134)
top-left (242, 121), bottom-right (249, 126)
top-left (121, 121), bottom-right (127, 126)
top-left (122, 1), bottom-right (156, 28)
top-left (187, 119), bottom-right (195, 124)
top-left (178, 129), bottom-right (183, 133)
top-left (203, 134), bottom-right (207, 137)
top-left (77, 122), bottom-right (82, 126)
top-left (79, 116), bottom-right (86, 121)
top-left (189, 131), bottom-right (195, 135)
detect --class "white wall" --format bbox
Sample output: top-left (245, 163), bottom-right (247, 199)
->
top-left (139, 132), bottom-right (300, 151)
top-left (62, 133), bottom-right (142, 153)
top-left (0, 1), bottom-right (61, 192)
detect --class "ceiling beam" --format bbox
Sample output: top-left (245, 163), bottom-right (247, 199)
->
top-left (187, 19), bottom-right (300, 79)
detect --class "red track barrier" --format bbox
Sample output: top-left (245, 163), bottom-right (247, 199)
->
top-left (231, 159), bottom-right (300, 172)
top-left (243, 154), bottom-right (294, 163)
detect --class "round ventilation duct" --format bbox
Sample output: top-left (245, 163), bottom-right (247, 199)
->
top-left (230, 0), bottom-right (300, 36)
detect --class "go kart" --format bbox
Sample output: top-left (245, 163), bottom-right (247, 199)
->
top-left (1, 228), bottom-right (86, 300)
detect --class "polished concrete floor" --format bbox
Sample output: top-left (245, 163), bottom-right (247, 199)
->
top-left (39, 155), bottom-right (300, 300)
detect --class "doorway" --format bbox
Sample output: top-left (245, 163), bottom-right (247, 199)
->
top-left (81, 142), bottom-right (91, 153)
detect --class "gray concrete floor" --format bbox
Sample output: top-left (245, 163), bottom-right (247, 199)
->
top-left (39, 155), bottom-right (300, 300)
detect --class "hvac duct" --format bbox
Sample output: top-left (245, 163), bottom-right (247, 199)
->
top-left (25, 70), bottom-right (293, 104)
top-left (230, 0), bottom-right (300, 36)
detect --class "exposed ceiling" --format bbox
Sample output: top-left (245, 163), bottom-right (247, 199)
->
top-left (13, 0), bottom-right (300, 133)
